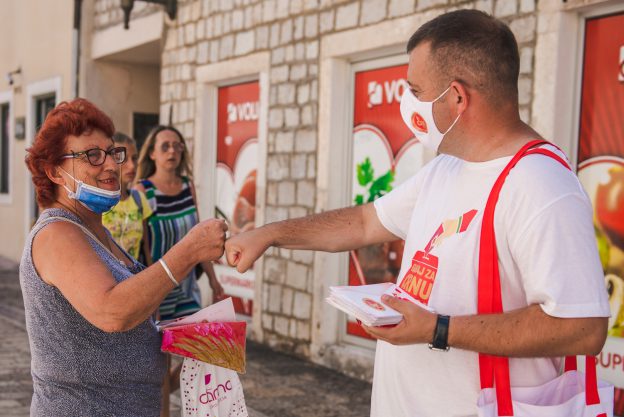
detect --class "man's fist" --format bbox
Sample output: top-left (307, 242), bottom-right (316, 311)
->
top-left (225, 227), bottom-right (272, 273)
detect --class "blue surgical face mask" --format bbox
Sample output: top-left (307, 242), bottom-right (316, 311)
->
top-left (60, 167), bottom-right (120, 214)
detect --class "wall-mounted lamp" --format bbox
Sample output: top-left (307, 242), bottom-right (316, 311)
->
top-left (120, 0), bottom-right (177, 30)
top-left (6, 67), bottom-right (21, 86)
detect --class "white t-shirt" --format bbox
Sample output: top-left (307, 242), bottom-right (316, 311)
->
top-left (371, 146), bottom-right (610, 417)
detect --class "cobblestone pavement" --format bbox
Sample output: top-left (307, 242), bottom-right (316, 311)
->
top-left (0, 257), bottom-right (371, 417)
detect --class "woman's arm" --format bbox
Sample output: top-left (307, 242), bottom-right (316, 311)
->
top-left (32, 219), bottom-right (226, 332)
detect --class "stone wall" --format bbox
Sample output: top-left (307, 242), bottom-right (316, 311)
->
top-left (92, 0), bottom-right (538, 357)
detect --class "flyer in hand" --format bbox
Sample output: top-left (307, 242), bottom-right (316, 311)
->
top-left (326, 282), bottom-right (434, 327)
top-left (159, 298), bottom-right (247, 373)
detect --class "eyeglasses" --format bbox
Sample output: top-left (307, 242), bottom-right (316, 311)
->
top-left (62, 146), bottom-right (127, 166)
top-left (160, 142), bottom-right (185, 153)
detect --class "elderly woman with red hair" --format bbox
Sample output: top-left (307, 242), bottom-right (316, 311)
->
top-left (20, 98), bottom-right (227, 416)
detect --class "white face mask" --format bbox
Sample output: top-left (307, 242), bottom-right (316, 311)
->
top-left (400, 85), bottom-right (462, 152)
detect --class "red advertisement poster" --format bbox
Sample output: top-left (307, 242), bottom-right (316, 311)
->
top-left (576, 12), bottom-right (624, 415)
top-left (214, 81), bottom-right (259, 316)
top-left (347, 63), bottom-right (427, 338)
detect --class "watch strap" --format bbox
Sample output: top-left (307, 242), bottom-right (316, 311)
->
top-left (429, 314), bottom-right (450, 351)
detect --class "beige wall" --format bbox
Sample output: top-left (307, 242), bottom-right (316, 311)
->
top-left (83, 60), bottom-right (160, 136)
top-left (0, 0), bottom-right (74, 261)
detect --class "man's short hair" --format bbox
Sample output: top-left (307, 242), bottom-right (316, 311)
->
top-left (407, 9), bottom-right (520, 103)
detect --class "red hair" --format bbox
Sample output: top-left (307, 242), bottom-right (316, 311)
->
top-left (25, 98), bottom-right (115, 207)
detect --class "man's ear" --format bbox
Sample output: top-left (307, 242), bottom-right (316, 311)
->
top-left (451, 81), bottom-right (469, 115)
top-left (45, 166), bottom-right (66, 187)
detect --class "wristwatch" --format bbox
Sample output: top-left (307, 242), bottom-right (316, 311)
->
top-left (428, 314), bottom-right (450, 352)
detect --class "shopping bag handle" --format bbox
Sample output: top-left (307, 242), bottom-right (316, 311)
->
top-left (476, 140), bottom-right (603, 415)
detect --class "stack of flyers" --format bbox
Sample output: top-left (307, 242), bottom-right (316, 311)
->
top-left (326, 282), bottom-right (435, 327)
top-left (326, 282), bottom-right (402, 327)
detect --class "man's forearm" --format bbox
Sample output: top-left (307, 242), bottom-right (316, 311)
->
top-left (264, 204), bottom-right (396, 252)
top-left (448, 304), bottom-right (608, 357)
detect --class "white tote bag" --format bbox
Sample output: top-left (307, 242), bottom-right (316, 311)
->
top-left (476, 356), bottom-right (614, 417)
top-left (476, 141), bottom-right (614, 417)
top-left (180, 357), bottom-right (249, 417)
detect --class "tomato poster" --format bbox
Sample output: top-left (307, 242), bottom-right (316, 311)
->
top-left (347, 63), bottom-right (427, 338)
top-left (213, 81), bottom-right (259, 316)
top-left (576, 12), bottom-right (624, 415)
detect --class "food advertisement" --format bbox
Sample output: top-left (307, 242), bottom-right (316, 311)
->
top-left (347, 63), bottom-right (427, 338)
top-left (214, 81), bottom-right (259, 316)
top-left (577, 12), bottom-right (624, 415)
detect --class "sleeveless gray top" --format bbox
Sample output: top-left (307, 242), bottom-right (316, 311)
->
top-left (19, 208), bottom-right (166, 417)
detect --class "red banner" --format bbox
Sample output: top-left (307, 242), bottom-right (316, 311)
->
top-left (214, 81), bottom-right (260, 316)
top-left (577, 12), bottom-right (624, 415)
top-left (347, 63), bottom-right (427, 338)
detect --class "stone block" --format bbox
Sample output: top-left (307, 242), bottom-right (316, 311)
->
top-left (278, 83), bottom-right (296, 104)
top-left (285, 45), bottom-right (295, 61)
top-left (292, 291), bottom-right (312, 319)
top-left (389, 0), bottom-right (414, 17)
top-left (267, 284), bottom-right (282, 313)
top-left (267, 154), bottom-right (290, 181)
top-left (294, 16), bottom-right (304, 41)
top-left (290, 0), bottom-right (304, 14)
top-left (290, 64), bottom-right (307, 81)
top-left (213, 14), bottom-right (223, 36)
top-left (270, 22), bottom-right (280, 48)
top-left (297, 320), bottom-right (311, 340)
top-left (196, 20), bottom-right (206, 40)
top-left (275, 130), bottom-right (295, 152)
top-left (519, 46), bottom-right (533, 74)
top-left (262, 313), bottom-right (274, 331)
top-left (335, 3), bottom-right (359, 30)
top-left (289, 207), bottom-right (309, 219)
top-left (518, 77), bottom-right (532, 106)
top-left (278, 181), bottom-right (296, 205)
top-left (267, 182), bottom-right (278, 205)
top-left (265, 205), bottom-right (289, 223)
top-left (223, 12), bottom-right (232, 33)
top-left (295, 129), bottom-right (316, 152)
top-left (291, 154), bottom-right (307, 179)
top-left (510, 15), bottom-right (536, 44)
top-left (305, 14), bottom-right (318, 38)
top-left (320, 9), bottom-right (335, 33)
top-left (220, 0), bottom-right (234, 11)
top-left (274, 316), bottom-right (289, 336)
top-left (292, 249), bottom-right (314, 264)
top-left (416, 0), bottom-right (446, 10)
top-left (276, 0), bottom-right (290, 18)
top-left (235, 30), bottom-right (255, 55)
top-left (280, 19), bottom-right (293, 44)
top-left (520, 0), bottom-right (535, 13)
top-left (296, 180), bottom-right (316, 208)
top-left (256, 25), bottom-right (269, 49)
top-left (220, 35), bottom-right (234, 60)
top-left (360, 0), bottom-right (387, 25)
top-left (297, 83), bottom-right (310, 104)
top-left (271, 65), bottom-right (290, 84)
top-left (284, 107), bottom-right (300, 128)
top-left (301, 104), bottom-right (315, 126)
top-left (306, 41), bottom-right (319, 60)
top-left (272, 46), bottom-right (285, 64)
top-left (244, 6), bottom-right (253, 28)
top-left (474, 0), bottom-right (493, 14)
top-left (210, 40), bottom-right (219, 62)
top-left (289, 319), bottom-right (298, 338)
top-left (282, 287), bottom-right (294, 315)
top-left (263, 0), bottom-right (276, 22)
top-left (287, 262), bottom-right (308, 290)
top-left (269, 108), bottom-right (284, 129)
top-left (494, 0), bottom-right (517, 18)
top-left (295, 42), bottom-right (305, 61)
top-left (232, 9), bottom-right (244, 30)
top-left (304, 0), bottom-right (320, 10)
top-left (192, 1), bottom-right (201, 21)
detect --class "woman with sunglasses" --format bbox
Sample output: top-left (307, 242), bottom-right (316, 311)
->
top-left (20, 99), bottom-right (227, 417)
top-left (134, 125), bottom-right (224, 415)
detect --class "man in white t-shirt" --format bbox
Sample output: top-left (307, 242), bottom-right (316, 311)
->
top-left (225, 9), bottom-right (610, 417)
